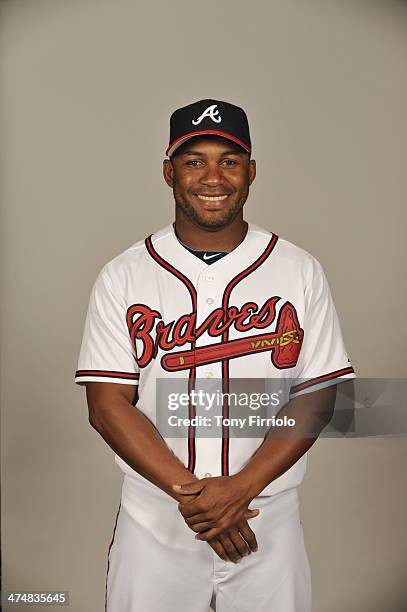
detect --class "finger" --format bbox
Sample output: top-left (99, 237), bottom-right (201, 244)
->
top-left (185, 521), bottom-right (215, 539)
top-left (178, 492), bottom-right (200, 506)
top-left (237, 520), bottom-right (258, 553)
top-left (195, 525), bottom-right (224, 541)
top-left (244, 509), bottom-right (260, 519)
top-left (178, 503), bottom-right (207, 519)
top-left (227, 527), bottom-right (251, 557)
top-left (195, 514), bottom-right (258, 542)
top-left (186, 520), bottom-right (215, 533)
top-left (184, 512), bottom-right (211, 526)
top-left (194, 516), bottom-right (255, 542)
top-left (177, 496), bottom-right (200, 514)
top-left (207, 538), bottom-right (228, 562)
top-left (218, 533), bottom-right (243, 564)
top-left (173, 480), bottom-right (205, 495)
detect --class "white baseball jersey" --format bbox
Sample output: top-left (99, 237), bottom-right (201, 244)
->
top-left (75, 221), bottom-right (355, 498)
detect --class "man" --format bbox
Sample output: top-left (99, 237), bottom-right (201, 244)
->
top-left (75, 99), bottom-right (355, 611)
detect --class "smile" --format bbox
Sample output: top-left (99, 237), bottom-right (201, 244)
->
top-left (195, 194), bottom-right (229, 201)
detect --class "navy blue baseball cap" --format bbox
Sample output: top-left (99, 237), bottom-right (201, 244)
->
top-left (166, 99), bottom-right (251, 157)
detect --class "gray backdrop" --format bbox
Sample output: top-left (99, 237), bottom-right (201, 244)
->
top-left (1, 1), bottom-right (406, 611)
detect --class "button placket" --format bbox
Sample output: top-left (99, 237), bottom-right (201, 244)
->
top-left (196, 270), bottom-right (219, 318)
top-left (195, 270), bottom-right (223, 443)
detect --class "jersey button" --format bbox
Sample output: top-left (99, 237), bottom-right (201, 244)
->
top-left (204, 472), bottom-right (212, 478)
top-left (205, 274), bottom-right (214, 281)
top-left (206, 297), bottom-right (214, 305)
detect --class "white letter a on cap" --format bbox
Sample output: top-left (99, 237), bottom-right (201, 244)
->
top-left (192, 104), bottom-right (222, 125)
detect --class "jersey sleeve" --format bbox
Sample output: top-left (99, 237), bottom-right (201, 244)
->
top-left (75, 265), bottom-right (140, 386)
top-left (290, 257), bottom-right (355, 398)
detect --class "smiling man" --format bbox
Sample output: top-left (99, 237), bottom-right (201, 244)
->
top-left (75, 99), bottom-right (355, 611)
top-left (165, 136), bottom-right (255, 232)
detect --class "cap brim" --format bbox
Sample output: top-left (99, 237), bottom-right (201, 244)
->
top-left (166, 130), bottom-right (251, 157)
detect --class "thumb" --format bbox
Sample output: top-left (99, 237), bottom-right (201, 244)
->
top-left (245, 508), bottom-right (260, 518)
top-left (172, 480), bottom-right (205, 495)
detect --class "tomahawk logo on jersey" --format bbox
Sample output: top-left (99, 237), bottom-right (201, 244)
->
top-left (75, 222), bottom-right (355, 494)
top-left (127, 295), bottom-right (302, 371)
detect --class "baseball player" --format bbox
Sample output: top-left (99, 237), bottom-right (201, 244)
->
top-left (75, 99), bottom-right (355, 612)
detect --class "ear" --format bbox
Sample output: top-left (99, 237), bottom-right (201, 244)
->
top-left (248, 159), bottom-right (256, 186)
top-left (163, 158), bottom-right (174, 188)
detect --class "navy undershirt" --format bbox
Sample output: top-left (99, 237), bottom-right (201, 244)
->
top-left (173, 223), bottom-right (228, 265)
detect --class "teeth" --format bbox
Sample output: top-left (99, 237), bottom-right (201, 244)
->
top-left (196, 194), bottom-right (229, 201)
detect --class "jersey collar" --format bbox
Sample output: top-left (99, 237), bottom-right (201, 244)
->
top-left (147, 222), bottom-right (277, 283)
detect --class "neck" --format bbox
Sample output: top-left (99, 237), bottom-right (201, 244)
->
top-left (174, 214), bottom-right (248, 253)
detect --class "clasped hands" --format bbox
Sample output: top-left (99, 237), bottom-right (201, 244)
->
top-left (173, 475), bottom-right (260, 564)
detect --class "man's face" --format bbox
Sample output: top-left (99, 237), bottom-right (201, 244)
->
top-left (163, 136), bottom-right (256, 230)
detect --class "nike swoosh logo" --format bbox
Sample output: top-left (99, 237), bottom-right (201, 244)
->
top-left (203, 253), bottom-right (221, 261)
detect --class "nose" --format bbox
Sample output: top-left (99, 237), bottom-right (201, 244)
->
top-left (200, 163), bottom-right (223, 187)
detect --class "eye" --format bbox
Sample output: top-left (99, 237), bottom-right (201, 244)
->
top-left (222, 159), bottom-right (238, 166)
top-left (186, 160), bottom-right (202, 166)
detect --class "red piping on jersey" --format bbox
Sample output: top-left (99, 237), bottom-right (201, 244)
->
top-left (75, 369), bottom-right (140, 380)
top-left (220, 233), bottom-right (279, 476)
top-left (290, 366), bottom-right (355, 395)
top-left (145, 235), bottom-right (198, 473)
top-left (105, 503), bottom-right (121, 612)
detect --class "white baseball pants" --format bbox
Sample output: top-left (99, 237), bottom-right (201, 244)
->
top-left (106, 475), bottom-right (312, 612)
